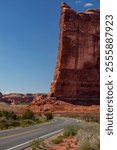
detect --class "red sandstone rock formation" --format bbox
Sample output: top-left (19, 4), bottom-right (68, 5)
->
top-left (0, 93), bottom-right (47, 105)
top-left (29, 95), bottom-right (99, 114)
top-left (48, 3), bottom-right (100, 101)
top-left (29, 3), bottom-right (100, 114)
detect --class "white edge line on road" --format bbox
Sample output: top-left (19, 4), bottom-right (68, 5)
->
top-left (7, 129), bottom-right (63, 150)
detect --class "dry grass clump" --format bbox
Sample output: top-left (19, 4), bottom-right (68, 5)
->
top-left (77, 123), bottom-right (100, 150)
top-left (31, 139), bottom-right (42, 150)
top-left (52, 124), bottom-right (77, 144)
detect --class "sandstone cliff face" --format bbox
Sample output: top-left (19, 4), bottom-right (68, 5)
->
top-left (49, 3), bottom-right (100, 100)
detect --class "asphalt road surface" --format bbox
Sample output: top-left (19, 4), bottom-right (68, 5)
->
top-left (0, 117), bottom-right (80, 150)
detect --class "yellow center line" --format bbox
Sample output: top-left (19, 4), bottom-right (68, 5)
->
top-left (0, 128), bottom-right (43, 140)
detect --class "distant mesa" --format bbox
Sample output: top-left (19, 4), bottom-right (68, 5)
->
top-left (0, 93), bottom-right (47, 105)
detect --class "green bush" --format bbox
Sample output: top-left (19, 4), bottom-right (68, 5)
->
top-left (35, 116), bottom-right (47, 124)
top-left (20, 119), bottom-right (35, 127)
top-left (31, 139), bottom-right (41, 150)
top-left (52, 135), bottom-right (64, 144)
top-left (63, 125), bottom-right (77, 137)
top-left (7, 120), bottom-right (20, 127)
top-left (0, 118), bottom-right (20, 130)
top-left (52, 125), bottom-right (77, 145)
top-left (0, 110), bottom-right (17, 120)
top-left (46, 113), bottom-right (53, 121)
top-left (0, 109), bottom-right (54, 131)
top-left (0, 110), bottom-right (54, 130)
top-left (8, 111), bottom-right (17, 120)
top-left (0, 118), bottom-right (8, 130)
top-left (22, 109), bottom-right (35, 120)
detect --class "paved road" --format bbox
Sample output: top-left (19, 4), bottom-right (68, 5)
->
top-left (0, 117), bottom-right (80, 150)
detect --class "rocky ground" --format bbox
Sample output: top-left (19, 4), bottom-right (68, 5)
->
top-left (29, 95), bottom-right (99, 115)
top-left (50, 136), bottom-right (78, 150)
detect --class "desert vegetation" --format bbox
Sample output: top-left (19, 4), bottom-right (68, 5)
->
top-left (0, 109), bottom-right (53, 130)
top-left (29, 116), bottom-right (99, 150)
top-left (30, 124), bottom-right (77, 150)
top-left (77, 114), bottom-right (100, 123)
top-left (51, 124), bottom-right (77, 145)
top-left (31, 139), bottom-right (42, 150)
top-left (77, 122), bottom-right (99, 150)
top-left (76, 114), bottom-right (100, 150)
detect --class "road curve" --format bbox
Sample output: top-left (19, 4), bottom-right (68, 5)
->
top-left (0, 117), bottom-right (80, 150)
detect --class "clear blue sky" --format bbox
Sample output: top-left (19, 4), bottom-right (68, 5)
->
top-left (0, 0), bottom-right (100, 94)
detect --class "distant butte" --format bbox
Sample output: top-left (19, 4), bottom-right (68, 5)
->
top-left (48, 3), bottom-right (100, 104)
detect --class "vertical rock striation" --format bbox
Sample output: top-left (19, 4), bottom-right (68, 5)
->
top-left (48, 3), bottom-right (100, 102)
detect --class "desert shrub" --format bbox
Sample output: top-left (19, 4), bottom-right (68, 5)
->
top-left (0, 118), bottom-right (20, 130)
top-left (77, 115), bottom-right (100, 123)
top-left (22, 109), bottom-right (35, 120)
top-left (52, 135), bottom-right (64, 144)
top-left (46, 113), bottom-right (53, 121)
top-left (20, 119), bottom-right (35, 127)
top-left (63, 125), bottom-right (77, 137)
top-left (52, 125), bottom-right (77, 145)
top-left (8, 111), bottom-right (17, 120)
top-left (0, 110), bottom-right (17, 120)
top-left (35, 115), bottom-right (47, 124)
top-left (31, 139), bottom-right (42, 150)
top-left (0, 118), bottom-right (8, 130)
top-left (77, 123), bottom-right (100, 150)
top-left (7, 120), bottom-right (20, 127)
top-left (84, 116), bottom-right (100, 123)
